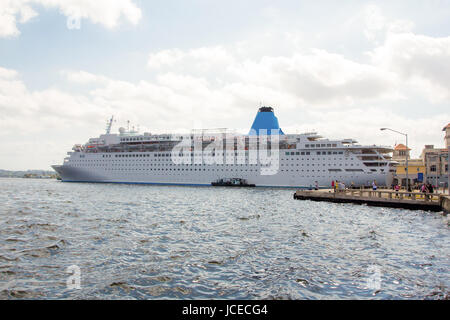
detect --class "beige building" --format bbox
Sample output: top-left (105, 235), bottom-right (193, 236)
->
top-left (445, 123), bottom-right (450, 148)
top-left (392, 143), bottom-right (410, 162)
top-left (419, 123), bottom-right (449, 187)
top-left (392, 144), bottom-right (426, 186)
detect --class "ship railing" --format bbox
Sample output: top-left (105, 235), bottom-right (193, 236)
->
top-left (334, 188), bottom-right (441, 203)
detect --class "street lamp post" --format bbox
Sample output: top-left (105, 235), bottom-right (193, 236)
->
top-left (381, 128), bottom-right (409, 191)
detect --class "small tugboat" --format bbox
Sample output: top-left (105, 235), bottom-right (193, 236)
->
top-left (211, 178), bottom-right (256, 187)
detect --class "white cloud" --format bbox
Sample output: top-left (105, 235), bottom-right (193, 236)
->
top-left (370, 32), bottom-right (450, 102)
top-left (148, 45), bottom-right (401, 108)
top-left (0, 0), bottom-right (142, 37)
top-left (363, 4), bottom-right (387, 42)
top-left (60, 70), bottom-right (110, 85)
top-left (1, 4), bottom-right (450, 169)
top-left (38, 0), bottom-right (142, 28)
top-left (0, 0), bottom-right (38, 37)
top-left (0, 66), bottom-right (19, 79)
top-left (361, 4), bottom-right (414, 44)
top-left (148, 46), bottom-right (236, 78)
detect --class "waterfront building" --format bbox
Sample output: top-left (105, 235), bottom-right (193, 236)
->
top-left (419, 123), bottom-right (449, 187)
top-left (392, 144), bottom-right (425, 187)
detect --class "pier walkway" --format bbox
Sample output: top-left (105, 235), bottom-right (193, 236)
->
top-left (293, 189), bottom-right (446, 212)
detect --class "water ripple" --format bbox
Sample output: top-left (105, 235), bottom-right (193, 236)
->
top-left (0, 178), bottom-right (448, 299)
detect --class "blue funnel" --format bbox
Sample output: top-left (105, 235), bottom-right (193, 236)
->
top-left (248, 107), bottom-right (284, 135)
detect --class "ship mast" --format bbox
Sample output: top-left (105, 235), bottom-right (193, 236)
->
top-left (106, 116), bottom-right (114, 134)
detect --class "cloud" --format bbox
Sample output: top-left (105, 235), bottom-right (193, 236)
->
top-left (370, 32), bottom-right (450, 102)
top-left (147, 46), bottom-right (236, 79)
top-left (0, 66), bottom-right (19, 79)
top-left (362, 4), bottom-right (414, 43)
top-left (0, 0), bottom-right (142, 37)
top-left (60, 70), bottom-right (110, 85)
top-left (147, 45), bottom-right (401, 108)
top-left (1, 4), bottom-right (450, 169)
top-left (0, 0), bottom-right (38, 37)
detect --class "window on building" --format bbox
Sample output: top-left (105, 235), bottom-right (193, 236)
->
top-left (430, 165), bottom-right (437, 172)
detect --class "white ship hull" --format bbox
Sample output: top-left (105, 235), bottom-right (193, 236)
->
top-left (52, 152), bottom-right (393, 188)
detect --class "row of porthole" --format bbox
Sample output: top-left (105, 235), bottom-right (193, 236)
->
top-left (74, 166), bottom-right (369, 174)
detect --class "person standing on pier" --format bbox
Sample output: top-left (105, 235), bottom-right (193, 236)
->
top-left (372, 181), bottom-right (377, 191)
top-left (421, 183), bottom-right (429, 200)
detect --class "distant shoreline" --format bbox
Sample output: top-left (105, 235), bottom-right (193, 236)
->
top-left (0, 169), bottom-right (57, 179)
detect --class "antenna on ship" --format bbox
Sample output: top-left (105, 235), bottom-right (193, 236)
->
top-left (106, 116), bottom-right (114, 134)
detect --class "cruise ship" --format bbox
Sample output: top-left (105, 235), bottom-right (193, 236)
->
top-left (52, 107), bottom-right (395, 187)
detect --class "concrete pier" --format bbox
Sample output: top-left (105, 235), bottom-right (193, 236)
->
top-left (293, 189), bottom-right (444, 212)
top-left (440, 196), bottom-right (450, 214)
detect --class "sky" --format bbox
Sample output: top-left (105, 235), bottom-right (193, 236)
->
top-left (0, 0), bottom-right (449, 170)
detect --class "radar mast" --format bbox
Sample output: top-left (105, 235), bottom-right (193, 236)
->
top-left (106, 116), bottom-right (114, 134)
